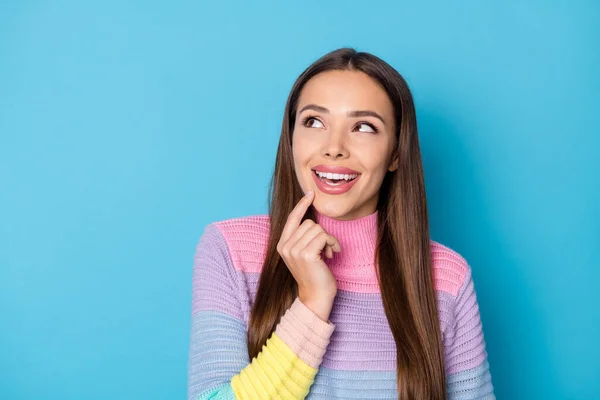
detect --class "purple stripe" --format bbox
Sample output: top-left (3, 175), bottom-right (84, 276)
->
top-left (444, 268), bottom-right (488, 374)
top-left (239, 270), bottom-right (459, 371)
top-left (192, 224), bottom-right (244, 322)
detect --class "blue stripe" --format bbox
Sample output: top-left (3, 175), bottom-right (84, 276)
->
top-left (188, 311), bottom-right (249, 400)
top-left (308, 366), bottom-right (397, 399)
top-left (188, 310), bottom-right (495, 399)
top-left (447, 360), bottom-right (495, 399)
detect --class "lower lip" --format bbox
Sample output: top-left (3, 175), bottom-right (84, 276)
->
top-left (311, 171), bottom-right (361, 195)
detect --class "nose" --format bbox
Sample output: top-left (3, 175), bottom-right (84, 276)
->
top-left (322, 126), bottom-right (348, 160)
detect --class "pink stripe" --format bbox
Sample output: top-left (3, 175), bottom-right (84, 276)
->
top-left (215, 216), bottom-right (270, 274)
top-left (274, 297), bottom-right (335, 369)
top-left (216, 215), bottom-right (469, 295)
top-left (431, 243), bottom-right (469, 296)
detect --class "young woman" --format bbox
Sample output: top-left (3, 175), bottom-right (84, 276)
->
top-left (187, 48), bottom-right (495, 399)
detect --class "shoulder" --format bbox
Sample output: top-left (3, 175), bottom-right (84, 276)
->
top-left (209, 214), bottom-right (271, 252)
top-left (429, 239), bottom-right (471, 298)
top-left (211, 214), bottom-right (271, 237)
top-left (200, 214), bottom-right (271, 274)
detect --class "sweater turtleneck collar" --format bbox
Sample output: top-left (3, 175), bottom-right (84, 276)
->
top-left (313, 208), bottom-right (380, 293)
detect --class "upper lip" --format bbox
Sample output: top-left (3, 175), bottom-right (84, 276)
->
top-left (311, 165), bottom-right (360, 175)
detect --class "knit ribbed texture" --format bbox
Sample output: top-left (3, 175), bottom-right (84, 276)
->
top-left (188, 210), bottom-right (495, 399)
top-left (231, 333), bottom-right (318, 399)
top-left (274, 297), bottom-right (335, 369)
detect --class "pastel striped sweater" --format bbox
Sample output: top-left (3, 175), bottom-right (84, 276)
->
top-left (187, 209), bottom-right (495, 399)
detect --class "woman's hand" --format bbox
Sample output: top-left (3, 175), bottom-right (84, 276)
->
top-left (276, 190), bottom-right (341, 321)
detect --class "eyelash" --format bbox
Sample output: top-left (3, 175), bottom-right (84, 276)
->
top-left (300, 115), bottom-right (379, 134)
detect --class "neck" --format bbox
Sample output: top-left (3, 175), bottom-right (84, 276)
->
top-left (313, 208), bottom-right (379, 291)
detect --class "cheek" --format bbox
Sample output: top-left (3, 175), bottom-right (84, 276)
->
top-left (356, 144), bottom-right (389, 172)
top-left (292, 145), bottom-right (301, 172)
top-left (292, 134), bottom-right (312, 166)
top-left (357, 149), bottom-right (392, 187)
top-left (291, 137), bottom-right (309, 183)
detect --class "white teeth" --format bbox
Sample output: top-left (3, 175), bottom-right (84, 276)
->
top-left (314, 170), bottom-right (359, 181)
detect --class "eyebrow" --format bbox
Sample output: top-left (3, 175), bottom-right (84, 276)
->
top-left (298, 104), bottom-right (387, 125)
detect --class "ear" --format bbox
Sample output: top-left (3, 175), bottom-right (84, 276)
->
top-left (388, 154), bottom-right (399, 172)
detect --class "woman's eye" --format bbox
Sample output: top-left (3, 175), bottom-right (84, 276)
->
top-left (356, 122), bottom-right (377, 133)
top-left (305, 117), bottom-right (324, 128)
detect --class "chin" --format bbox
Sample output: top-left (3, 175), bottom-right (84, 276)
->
top-left (312, 198), bottom-right (351, 220)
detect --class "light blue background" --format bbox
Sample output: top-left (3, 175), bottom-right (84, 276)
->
top-left (1, 1), bottom-right (598, 399)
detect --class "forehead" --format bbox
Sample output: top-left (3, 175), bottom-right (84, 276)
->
top-left (297, 70), bottom-right (394, 118)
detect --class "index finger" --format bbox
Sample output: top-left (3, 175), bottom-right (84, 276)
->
top-left (280, 190), bottom-right (314, 243)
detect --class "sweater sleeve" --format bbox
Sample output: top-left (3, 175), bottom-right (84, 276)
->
top-left (445, 266), bottom-right (496, 399)
top-left (187, 223), bottom-right (335, 400)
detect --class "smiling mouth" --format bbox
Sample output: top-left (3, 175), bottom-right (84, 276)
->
top-left (312, 169), bottom-right (360, 186)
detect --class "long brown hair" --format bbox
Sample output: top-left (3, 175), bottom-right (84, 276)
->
top-left (247, 48), bottom-right (447, 399)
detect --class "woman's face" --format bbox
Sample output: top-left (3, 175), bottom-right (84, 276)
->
top-left (292, 70), bottom-right (398, 220)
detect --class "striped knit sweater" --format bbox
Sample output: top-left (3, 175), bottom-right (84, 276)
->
top-left (187, 209), bottom-right (495, 399)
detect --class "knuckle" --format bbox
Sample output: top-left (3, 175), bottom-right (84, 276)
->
top-left (277, 240), bottom-right (286, 252)
top-left (279, 244), bottom-right (290, 257)
top-left (300, 249), bottom-right (312, 261)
